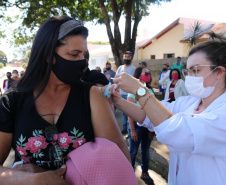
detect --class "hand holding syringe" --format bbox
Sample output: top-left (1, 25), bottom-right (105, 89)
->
top-left (111, 78), bottom-right (118, 91)
top-left (102, 79), bottom-right (119, 99)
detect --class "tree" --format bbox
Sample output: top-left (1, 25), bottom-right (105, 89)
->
top-left (0, 50), bottom-right (7, 66)
top-left (0, 62), bottom-right (4, 68)
top-left (1, 0), bottom-right (171, 67)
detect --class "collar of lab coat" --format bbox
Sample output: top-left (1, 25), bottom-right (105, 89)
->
top-left (182, 91), bottom-right (226, 120)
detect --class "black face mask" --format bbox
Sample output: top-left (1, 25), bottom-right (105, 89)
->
top-left (106, 67), bottom-right (111, 71)
top-left (7, 76), bottom-right (11, 79)
top-left (124, 59), bottom-right (131, 65)
top-left (52, 53), bottom-right (86, 85)
top-left (163, 68), bottom-right (167, 71)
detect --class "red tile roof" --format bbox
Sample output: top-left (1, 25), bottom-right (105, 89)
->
top-left (181, 22), bottom-right (226, 42)
top-left (139, 17), bottom-right (217, 49)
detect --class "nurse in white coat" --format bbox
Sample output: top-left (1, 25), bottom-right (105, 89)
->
top-left (112, 32), bottom-right (226, 185)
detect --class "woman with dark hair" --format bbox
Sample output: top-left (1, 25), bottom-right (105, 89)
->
top-left (0, 15), bottom-right (130, 184)
top-left (127, 67), bottom-right (154, 185)
top-left (111, 32), bottom-right (226, 185)
top-left (159, 68), bottom-right (188, 102)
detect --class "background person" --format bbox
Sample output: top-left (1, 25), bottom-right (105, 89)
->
top-left (111, 32), bottom-right (226, 185)
top-left (139, 61), bottom-right (147, 68)
top-left (0, 15), bottom-right (130, 184)
top-left (104, 61), bottom-right (116, 84)
top-left (159, 68), bottom-right (188, 102)
top-left (116, 50), bottom-right (135, 134)
top-left (170, 56), bottom-right (184, 74)
top-left (127, 66), bottom-right (155, 185)
top-left (8, 69), bottom-right (19, 89)
top-left (95, 66), bottom-right (102, 73)
top-left (20, 70), bottom-right (25, 77)
top-left (3, 72), bottom-right (11, 92)
top-left (82, 51), bottom-right (109, 86)
top-left (159, 63), bottom-right (170, 100)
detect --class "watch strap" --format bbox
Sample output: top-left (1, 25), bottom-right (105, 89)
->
top-left (135, 87), bottom-right (148, 101)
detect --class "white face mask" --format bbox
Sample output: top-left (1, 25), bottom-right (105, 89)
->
top-left (185, 68), bottom-right (219, 98)
top-left (12, 73), bottom-right (18, 77)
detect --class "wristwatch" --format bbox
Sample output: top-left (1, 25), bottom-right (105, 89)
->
top-left (135, 87), bottom-right (149, 101)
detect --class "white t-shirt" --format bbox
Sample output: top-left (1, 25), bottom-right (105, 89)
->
top-left (160, 70), bottom-right (170, 89)
top-left (116, 64), bottom-right (135, 95)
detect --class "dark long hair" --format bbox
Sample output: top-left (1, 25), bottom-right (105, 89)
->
top-left (12, 15), bottom-right (88, 99)
top-left (169, 68), bottom-right (181, 80)
top-left (134, 66), bottom-right (144, 79)
top-left (134, 66), bottom-right (154, 94)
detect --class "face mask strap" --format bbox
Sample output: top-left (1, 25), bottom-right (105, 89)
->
top-left (204, 67), bottom-right (218, 78)
top-left (213, 79), bottom-right (219, 87)
top-left (204, 67), bottom-right (219, 87)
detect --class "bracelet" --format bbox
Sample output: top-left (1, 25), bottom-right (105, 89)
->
top-left (141, 94), bottom-right (152, 109)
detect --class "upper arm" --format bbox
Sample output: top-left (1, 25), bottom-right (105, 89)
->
top-left (89, 86), bottom-right (130, 161)
top-left (0, 132), bottom-right (12, 165)
top-left (159, 75), bottom-right (170, 85)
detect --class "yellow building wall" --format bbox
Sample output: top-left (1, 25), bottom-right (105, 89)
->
top-left (139, 24), bottom-right (187, 60)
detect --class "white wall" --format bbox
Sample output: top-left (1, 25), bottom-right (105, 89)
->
top-left (89, 55), bottom-right (108, 72)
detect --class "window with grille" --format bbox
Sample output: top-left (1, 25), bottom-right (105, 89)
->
top-left (163, 53), bottom-right (175, 58)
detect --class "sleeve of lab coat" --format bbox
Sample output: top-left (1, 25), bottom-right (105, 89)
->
top-left (138, 96), bottom-right (226, 157)
top-left (155, 107), bottom-right (226, 157)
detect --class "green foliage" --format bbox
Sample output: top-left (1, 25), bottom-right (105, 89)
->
top-left (1, 0), bottom-right (171, 37)
top-left (0, 62), bottom-right (4, 68)
top-left (11, 26), bottom-right (34, 47)
top-left (21, 62), bottom-right (27, 68)
top-left (187, 21), bottom-right (202, 48)
top-left (0, 50), bottom-right (7, 66)
top-left (0, 0), bottom-right (171, 66)
top-left (88, 41), bottom-right (109, 45)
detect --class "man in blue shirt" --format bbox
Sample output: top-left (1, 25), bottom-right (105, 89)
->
top-left (104, 62), bottom-right (116, 84)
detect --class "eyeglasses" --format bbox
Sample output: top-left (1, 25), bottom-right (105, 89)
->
top-left (182, 65), bottom-right (216, 77)
top-left (45, 125), bottom-right (64, 164)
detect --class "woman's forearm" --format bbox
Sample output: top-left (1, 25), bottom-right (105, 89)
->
top-left (113, 73), bottom-right (173, 127)
top-left (115, 98), bottom-right (146, 123)
top-left (138, 92), bottom-right (174, 127)
top-left (128, 117), bottom-right (135, 131)
top-left (0, 165), bottom-right (34, 185)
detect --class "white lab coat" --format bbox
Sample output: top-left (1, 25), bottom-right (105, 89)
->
top-left (139, 92), bottom-right (226, 185)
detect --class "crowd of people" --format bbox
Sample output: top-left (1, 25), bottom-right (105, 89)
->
top-left (0, 15), bottom-right (226, 185)
top-left (1, 70), bottom-right (25, 93)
